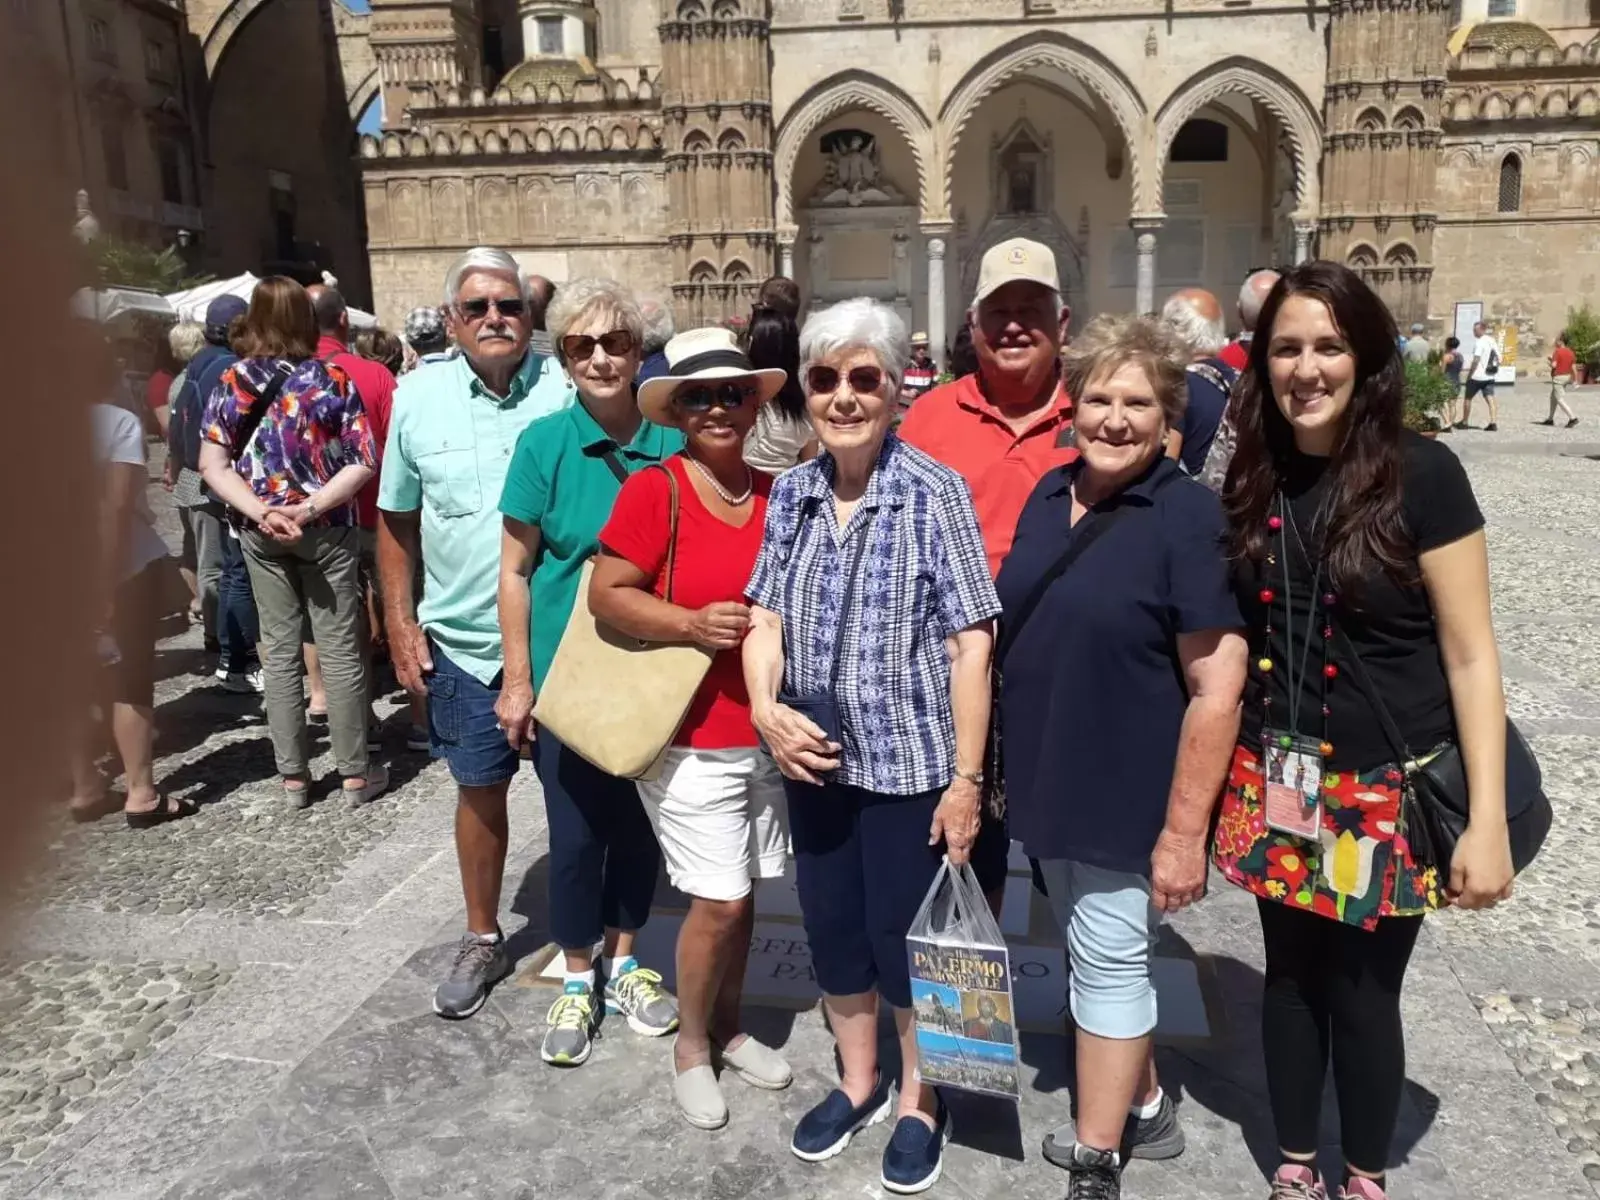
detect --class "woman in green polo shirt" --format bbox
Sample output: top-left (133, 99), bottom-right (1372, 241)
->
top-left (496, 278), bottom-right (685, 1069)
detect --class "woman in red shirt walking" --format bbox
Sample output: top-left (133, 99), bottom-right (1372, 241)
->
top-left (590, 327), bottom-right (794, 1131)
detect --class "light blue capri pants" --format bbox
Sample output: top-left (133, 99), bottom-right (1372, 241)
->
top-left (1035, 858), bottom-right (1161, 1039)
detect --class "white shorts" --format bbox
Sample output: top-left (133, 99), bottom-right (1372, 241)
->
top-left (635, 747), bottom-right (790, 902)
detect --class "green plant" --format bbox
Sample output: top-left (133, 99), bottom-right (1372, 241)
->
top-left (1402, 359), bottom-right (1454, 433)
top-left (91, 235), bottom-right (210, 292)
top-left (1565, 303), bottom-right (1600, 368)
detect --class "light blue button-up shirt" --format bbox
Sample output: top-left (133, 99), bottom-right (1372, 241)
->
top-left (378, 351), bottom-right (575, 684)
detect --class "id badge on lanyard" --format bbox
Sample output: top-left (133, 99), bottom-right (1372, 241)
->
top-left (1261, 729), bottom-right (1325, 839)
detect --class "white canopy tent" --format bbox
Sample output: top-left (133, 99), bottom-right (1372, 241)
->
top-left (70, 287), bottom-right (176, 324)
top-left (165, 273), bottom-right (378, 329)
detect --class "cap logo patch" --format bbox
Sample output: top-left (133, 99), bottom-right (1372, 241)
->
top-left (1008, 247), bottom-right (1028, 264)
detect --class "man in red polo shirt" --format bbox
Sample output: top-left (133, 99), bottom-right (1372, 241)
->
top-left (899, 236), bottom-right (1076, 578)
top-left (1218, 268), bottom-right (1279, 372)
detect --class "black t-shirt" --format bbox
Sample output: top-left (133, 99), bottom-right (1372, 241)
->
top-left (1235, 431), bottom-right (1485, 771)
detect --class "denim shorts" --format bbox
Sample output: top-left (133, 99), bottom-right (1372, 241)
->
top-left (1035, 857), bottom-right (1161, 1040)
top-left (426, 641), bottom-right (520, 788)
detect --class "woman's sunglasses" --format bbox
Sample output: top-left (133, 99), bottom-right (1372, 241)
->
top-left (805, 365), bottom-right (884, 395)
top-left (561, 330), bottom-right (636, 361)
top-left (456, 296), bottom-right (526, 321)
top-left (675, 381), bottom-right (758, 412)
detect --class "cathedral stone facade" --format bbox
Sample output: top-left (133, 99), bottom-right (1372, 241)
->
top-left (179, 0), bottom-right (1600, 359)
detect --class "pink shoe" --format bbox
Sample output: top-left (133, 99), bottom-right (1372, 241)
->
top-left (1338, 1179), bottom-right (1388, 1200)
top-left (1270, 1163), bottom-right (1328, 1199)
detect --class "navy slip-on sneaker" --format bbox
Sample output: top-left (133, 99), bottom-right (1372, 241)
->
top-left (881, 1095), bottom-right (952, 1194)
top-left (791, 1075), bottom-right (893, 1162)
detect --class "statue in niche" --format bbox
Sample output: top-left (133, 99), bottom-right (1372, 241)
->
top-left (72, 189), bottom-right (100, 244)
top-left (997, 127), bottom-right (1045, 216)
top-left (1271, 131), bottom-right (1298, 265)
top-left (810, 128), bottom-right (905, 207)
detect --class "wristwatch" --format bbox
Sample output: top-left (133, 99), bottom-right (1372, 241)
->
top-left (305, 498), bottom-right (319, 520)
top-left (954, 766), bottom-right (984, 785)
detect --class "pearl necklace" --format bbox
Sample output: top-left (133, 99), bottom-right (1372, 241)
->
top-left (686, 454), bottom-right (753, 505)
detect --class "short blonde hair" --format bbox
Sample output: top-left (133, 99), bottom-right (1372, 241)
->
top-left (1062, 314), bottom-right (1190, 427)
top-left (168, 321), bottom-right (206, 365)
top-left (544, 277), bottom-right (645, 364)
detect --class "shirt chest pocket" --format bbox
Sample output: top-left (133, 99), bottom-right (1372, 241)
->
top-left (413, 438), bottom-right (482, 518)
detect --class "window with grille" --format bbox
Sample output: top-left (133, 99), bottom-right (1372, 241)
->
top-left (537, 16), bottom-right (562, 54)
top-left (87, 16), bottom-right (114, 61)
top-left (1498, 153), bottom-right (1522, 213)
top-left (1487, 0), bottom-right (1516, 16)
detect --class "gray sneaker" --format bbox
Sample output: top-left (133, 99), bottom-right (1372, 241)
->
top-left (1041, 1092), bottom-right (1185, 1166)
top-left (603, 962), bottom-right (679, 1036)
top-left (432, 932), bottom-right (511, 1019)
top-left (542, 981), bottom-right (599, 1066)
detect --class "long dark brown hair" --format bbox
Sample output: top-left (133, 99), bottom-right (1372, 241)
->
top-left (1223, 261), bottom-right (1410, 590)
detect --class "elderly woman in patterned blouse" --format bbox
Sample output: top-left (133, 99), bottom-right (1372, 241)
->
top-left (743, 297), bottom-right (1000, 1195)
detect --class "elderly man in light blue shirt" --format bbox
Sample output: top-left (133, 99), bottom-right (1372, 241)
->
top-left (377, 246), bottom-right (573, 1020)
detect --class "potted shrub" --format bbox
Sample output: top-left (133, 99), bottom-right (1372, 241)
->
top-left (1565, 303), bottom-right (1600, 385)
top-left (1403, 359), bottom-right (1454, 436)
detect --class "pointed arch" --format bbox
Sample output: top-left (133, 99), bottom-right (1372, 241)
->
top-left (1355, 106), bottom-right (1387, 131)
top-left (689, 259), bottom-right (719, 283)
top-left (723, 258), bottom-right (752, 282)
top-left (1383, 242), bottom-right (1417, 266)
top-left (1392, 105), bottom-right (1426, 130)
top-left (1153, 58), bottom-right (1323, 215)
top-left (940, 32), bottom-right (1146, 214)
top-left (1347, 243), bottom-right (1380, 267)
top-left (773, 70), bottom-right (933, 225)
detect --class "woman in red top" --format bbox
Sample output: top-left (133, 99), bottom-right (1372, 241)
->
top-left (591, 327), bottom-right (793, 1132)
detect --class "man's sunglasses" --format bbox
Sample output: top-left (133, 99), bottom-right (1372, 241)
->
top-left (806, 365), bottom-right (884, 395)
top-left (562, 330), bottom-right (636, 361)
top-left (675, 381), bottom-right (758, 412)
top-left (456, 296), bottom-right (526, 321)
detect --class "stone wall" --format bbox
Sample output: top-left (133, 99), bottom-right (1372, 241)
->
top-left (1430, 218), bottom-right (1600, 353)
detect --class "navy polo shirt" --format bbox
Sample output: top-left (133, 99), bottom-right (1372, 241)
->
top-left (995, 456), bottom-right (1243, 873)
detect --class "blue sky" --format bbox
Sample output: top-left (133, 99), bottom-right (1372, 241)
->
top-left (357, 98), bottom-right (381, 135)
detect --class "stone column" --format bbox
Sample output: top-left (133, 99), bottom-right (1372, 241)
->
top-left (1131, 218), bottom-right (1163, 316)
top-left (1293, 220), bottom-right (1316, 265)
top-left (926, 235), bottom-right (948, 370)
top-left (777, 225), bottom-right (797, 279)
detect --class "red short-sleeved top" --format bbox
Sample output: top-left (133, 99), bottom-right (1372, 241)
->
top-left (598, 454), bottom-right (772, 750)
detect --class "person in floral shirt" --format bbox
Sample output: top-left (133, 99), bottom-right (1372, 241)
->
top-left (200, 276), bottom-right (383, 809)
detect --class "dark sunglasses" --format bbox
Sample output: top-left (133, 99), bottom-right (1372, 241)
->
top-left (561, 329), bottom-right (636, 361)
top-left (806, 364), bottom-right (884, 395)
top-left (675, 381), bottom-right (758, 412)
top-left (456, 296), bottom-right (526, 321)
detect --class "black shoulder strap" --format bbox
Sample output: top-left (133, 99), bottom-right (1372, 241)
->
top-left (828, 507), bottom-right (879, 693)
top-left (996, 470), bottom-right (1176, 667)
top-left (600, 447), bottom-right (630, 485)
top-left (230, 361), bottom-right (295, 467)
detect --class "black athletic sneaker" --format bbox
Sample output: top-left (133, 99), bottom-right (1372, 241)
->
top-left (1065, 1143), bottom-right (1121, 1199)
top-left (1043, 1092), bottom-right (1185, 1167)
top-left (1485, 422), bottom-right (1499, 431)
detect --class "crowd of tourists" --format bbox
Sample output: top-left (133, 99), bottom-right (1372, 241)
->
top-left (82, 237), bottom-right (1521, 1200)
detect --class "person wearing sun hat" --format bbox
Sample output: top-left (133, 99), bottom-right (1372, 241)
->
top-left (589, 325), bottom-right (792, 1129)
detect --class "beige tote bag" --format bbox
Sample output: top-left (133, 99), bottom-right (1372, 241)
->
top-left (533, 465), bottom-right (714, 780)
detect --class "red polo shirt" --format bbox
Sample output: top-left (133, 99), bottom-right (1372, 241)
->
top-left (898, 372), bottom-right (1076, 577)
top-left (1218, 339), bottom-right (1249, 372)
top-left (316, 335), bottom-right (396, 530)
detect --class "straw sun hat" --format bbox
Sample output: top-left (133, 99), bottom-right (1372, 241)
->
top-left (635, 327), bottom-right (787, 427)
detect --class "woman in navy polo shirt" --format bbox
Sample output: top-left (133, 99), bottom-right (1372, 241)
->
top-left (996, 315), bottom-right (1247, 1200)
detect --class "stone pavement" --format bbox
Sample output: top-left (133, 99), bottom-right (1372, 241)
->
top-left (5, 386), bottom-right (1600, 1199)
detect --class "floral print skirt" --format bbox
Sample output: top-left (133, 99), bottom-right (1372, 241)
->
top-left (1211, 741), bottom-right (1441, 930)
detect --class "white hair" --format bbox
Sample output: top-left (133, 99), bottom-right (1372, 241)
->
top-left (544, 278), bottom-right (645, 362)
top-left (639, 295), bottom-right (675, 354)
top-left (1160, 293), bottom-right (1228, 356)
top-left (968, 288), bottom-right (1067, 323)
top-left (800, 298), bottom-right (910, 394)
top-left (168, 320), bottom-right (207, 365)
top-left (443, 246), bottom-right (529, 308)
top-left (1237, 269), bottom-right (1280, 333)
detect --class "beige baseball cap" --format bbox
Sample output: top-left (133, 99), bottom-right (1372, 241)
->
top-left (972, 237), bottom-right (1060, 307)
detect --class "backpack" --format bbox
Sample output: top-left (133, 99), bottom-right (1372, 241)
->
top-left (1485, 344), bottom-right (1501, 376)
top-left (1188, 358), bottom-right (1239, 493)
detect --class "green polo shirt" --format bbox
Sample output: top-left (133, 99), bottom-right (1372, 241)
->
top-left (498, 401), bottom-right (684, 691)
top-left (378, 352), bottom-right (575, 684)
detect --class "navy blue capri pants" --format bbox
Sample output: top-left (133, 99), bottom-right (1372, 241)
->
top-left (787, 778), bottom-right (948, 1009)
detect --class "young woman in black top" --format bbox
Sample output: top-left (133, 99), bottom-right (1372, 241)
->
top-left (1209, 262), bottom-right (1514, 1200)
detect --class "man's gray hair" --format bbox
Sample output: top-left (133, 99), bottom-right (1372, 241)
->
top-left (168, 320), bottom-right (206, 365)
top-left (1237, 269), bottom-right (1280, 333)
top-left (639, 295), bottom-right (675, 354)
top-left (443, 247), bottom-right (529, 308)
top-left (544, 278), bottom-right (645, 361)
top-left (1160, 293), bottom-right (1228, 356)
top-left (800, 297), bottom-right (910, 395)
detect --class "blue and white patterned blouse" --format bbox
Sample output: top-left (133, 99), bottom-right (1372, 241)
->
top-left (746, 434), bottom-right (1001, 795)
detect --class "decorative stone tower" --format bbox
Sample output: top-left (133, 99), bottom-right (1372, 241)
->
top-left (1318, 0), bottom-right (1451, 325)
top-left (370, 0), bottom-right (484, 128)
top-left (657, 0), bottom-right (776, 326)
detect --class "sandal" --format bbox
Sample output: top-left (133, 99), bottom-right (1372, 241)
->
top-left (284, 776), bottom-right (311, 810)
top-left (125, 794), bottom-right (198, 830)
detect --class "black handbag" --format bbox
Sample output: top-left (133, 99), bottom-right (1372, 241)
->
top-left (773, 506), bottom-right (879, 753)
top-left (1334, 627), bottom-right (1552, 876)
